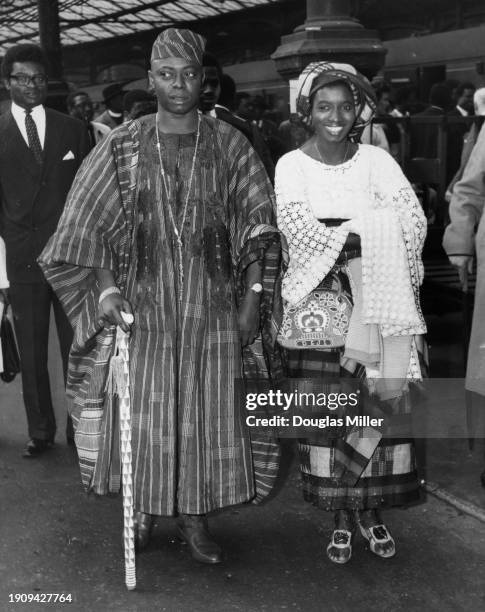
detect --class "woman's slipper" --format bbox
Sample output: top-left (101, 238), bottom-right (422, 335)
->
top-left (359, 523), bottom-right (396, 558)
top-left (326, 529), bottom-right (353, 564)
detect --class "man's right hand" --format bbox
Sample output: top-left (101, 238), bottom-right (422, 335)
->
top-left (98, 293), bottom-right (133, 332)
top-left (449, 255), bottom-right (473, 291)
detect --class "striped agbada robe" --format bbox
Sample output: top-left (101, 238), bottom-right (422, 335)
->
top-left (39, 114), bottom-right (284, 516)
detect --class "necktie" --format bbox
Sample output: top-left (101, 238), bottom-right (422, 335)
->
top-left (25, 110), bottom-right (43, 164)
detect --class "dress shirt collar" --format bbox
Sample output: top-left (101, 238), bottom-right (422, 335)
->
top-left (11, 101), bottom-right (44, 122)
top-left (10, 102), bottom-right (46, 148)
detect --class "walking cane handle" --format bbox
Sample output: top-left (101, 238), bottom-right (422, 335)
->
top-left (120, 311), bottom-right (134, 325)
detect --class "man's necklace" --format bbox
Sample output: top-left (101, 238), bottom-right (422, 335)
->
top-left (155, 112), bottom-right (201, 299)
top-left (314, 139), bottom-right (350, 165)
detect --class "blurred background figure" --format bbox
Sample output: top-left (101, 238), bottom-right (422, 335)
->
top-left (123, 89), bottom-right (156, 121)
top-left (411, 83), bottom-right (453, 162)
top-left (95, 82), bottom-right (126, 129)
top-left (234, 92), bottom-right (254, 122)
top-left (251, 95), bottom-right (286, 164)
top-left (200, 53), bottom-right (275, 182)
top-left (200, 52), bottom-right (221, 115)
top-left (447, 87), bottom-right (485, 199)
top-left (277, 112), bottom-right (312, 152)
top-left (66, 90), bottom-right (110, 147)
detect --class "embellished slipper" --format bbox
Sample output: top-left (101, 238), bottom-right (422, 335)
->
top-left (326, 529), bottom-right (353, 564)
top-left (359, 523), bottom-right (396, 559)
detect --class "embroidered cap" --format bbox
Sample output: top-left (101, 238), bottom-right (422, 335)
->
top-left (151, 28), bottom-right (206, 65)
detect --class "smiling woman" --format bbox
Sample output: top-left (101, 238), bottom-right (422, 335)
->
top-left (275, 62), bottom-right (428, 566)
top-left (310, 82), bottom-right (356, 163)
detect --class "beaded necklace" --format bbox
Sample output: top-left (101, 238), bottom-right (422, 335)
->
top-left (155, 112), bottom-right (201, 299)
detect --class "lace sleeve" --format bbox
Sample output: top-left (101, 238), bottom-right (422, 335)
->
top-left (370, 147), bottom-right (427, 285)
top-left (275, 153), bottom-right (348, 304)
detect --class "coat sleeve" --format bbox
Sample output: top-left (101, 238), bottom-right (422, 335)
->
top-left (443, 122), bottom-right (485, 257)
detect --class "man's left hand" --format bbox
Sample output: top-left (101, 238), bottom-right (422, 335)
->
top-left (238, 292), bottom-right (260, 347)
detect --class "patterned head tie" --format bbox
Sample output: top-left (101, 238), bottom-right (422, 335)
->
top-left (296, 61), bottom-right (377, 141)
top-left (151, 27), bottom-right (206, 65)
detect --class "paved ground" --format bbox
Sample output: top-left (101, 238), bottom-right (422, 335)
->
top-left (0, 312), bottom-right (484, 612)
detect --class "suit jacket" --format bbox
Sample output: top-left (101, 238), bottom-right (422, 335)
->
top-left (0, 107), bottom-right (91, 283)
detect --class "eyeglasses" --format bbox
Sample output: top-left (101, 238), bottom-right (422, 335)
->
top-left (9, 73), bottom-right (47, 86)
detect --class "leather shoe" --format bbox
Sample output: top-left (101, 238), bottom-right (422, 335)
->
top-left (177, 514), bottom-right (222, 564)
top-left (22, 438), bottom-right (54, 458)
top-left (134, 511), bottom-right (153, 552)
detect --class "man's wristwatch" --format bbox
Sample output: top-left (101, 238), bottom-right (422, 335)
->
top-left (249, 282), bottom-right (263, 295)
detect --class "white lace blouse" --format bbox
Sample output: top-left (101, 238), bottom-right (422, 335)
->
top-left (275, 143), bottom-right (427, 336)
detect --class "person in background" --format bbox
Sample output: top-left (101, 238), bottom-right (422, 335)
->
top-left (446, 87), bottom-right (485, 200)
top-left (411, 82), bottom-right (453, 159)
top-left (199, 52), bottom-right (221, 115)
top-left (39, 28), bottom-right (284, 565)
top-left (235, 92), bottom-right (255, 122)
top-left (0, 44), bottom-right (91, 456)
top-left (278, 112), bottom-right (312, 152)
top-left (123, 89), bottom-right (156, 121)
top-left (95, 83), bottom-right (126, 129)
top-left (447, 82), bottom-right (476, 184)
top-left (443, 122), bottom-right (485, 490)
top-left (251, 95), bottom-right (286, 164)
top-left (200, 54), bottom-right (275, 182)
top-left (66, 90), bottom-right (111, 147)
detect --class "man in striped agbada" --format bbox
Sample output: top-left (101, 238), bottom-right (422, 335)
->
top-left (39, 27), bottom-right (285, 564)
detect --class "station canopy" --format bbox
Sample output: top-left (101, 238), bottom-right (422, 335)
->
top-left (0, 0), bottom-right (278, 48)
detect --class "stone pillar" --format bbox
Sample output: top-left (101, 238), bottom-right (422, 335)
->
top-left (38, 0), bottom-right (63, 79)
top-left (271, 0), bottom-right (386, 84)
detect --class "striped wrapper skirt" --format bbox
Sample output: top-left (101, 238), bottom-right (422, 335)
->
top-left (285, 349), bottom-right (421, 511)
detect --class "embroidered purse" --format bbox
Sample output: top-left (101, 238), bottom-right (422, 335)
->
top-left (277, 273), bottom-right (352, 350)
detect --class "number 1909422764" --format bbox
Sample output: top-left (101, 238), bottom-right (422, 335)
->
top-left (9, 593), bottom-right (73, 603)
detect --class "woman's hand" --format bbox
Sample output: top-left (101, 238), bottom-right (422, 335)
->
top-left (98, 293), bottom-right (133, 333)
top-left (239, 292), bottom-right (261, 347)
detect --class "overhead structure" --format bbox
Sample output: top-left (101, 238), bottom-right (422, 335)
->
top-left (272, 0), bottom-right (386, 81)
top-left (0, 0), bottom-right (279, 48)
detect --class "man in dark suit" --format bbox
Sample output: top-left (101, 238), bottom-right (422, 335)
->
top-left (0, 44), bottom-right (91, 457)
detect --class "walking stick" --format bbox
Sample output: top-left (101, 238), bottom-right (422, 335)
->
top-left (112, 311), bottom-right (136, 590)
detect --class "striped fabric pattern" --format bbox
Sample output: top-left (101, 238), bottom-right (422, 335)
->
top-left (151, 28), bottom-right (206, 64)
top-left (39, 114), bottom-right (285, 514)
top-left (286, 345), bottom-right (420, 510)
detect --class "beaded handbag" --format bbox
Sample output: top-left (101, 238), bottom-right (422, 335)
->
top-left (277, 273), bottom-right (352, 350)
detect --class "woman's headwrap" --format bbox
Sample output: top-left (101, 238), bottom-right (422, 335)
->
top-left (295, 61), bottom-right (377, 141)
top-left (151, 27), bottom-right (206, 65)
